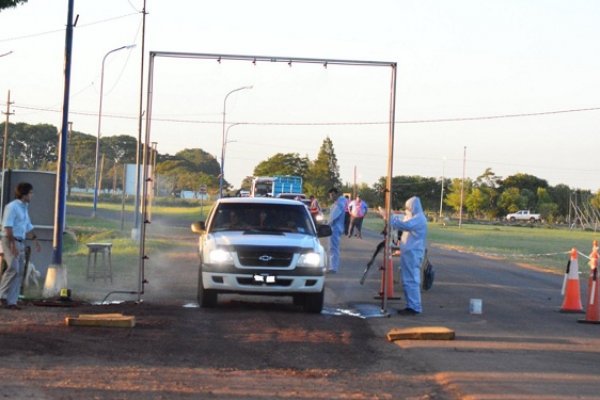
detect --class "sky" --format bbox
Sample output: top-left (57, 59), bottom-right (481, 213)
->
top-left (1, 0), bottom-right (600, 192)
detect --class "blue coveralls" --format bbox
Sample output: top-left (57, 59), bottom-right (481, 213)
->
top-left (388, 196), bottom-right (428, 313)
top-left (328, 194), bottom-right (348, 272)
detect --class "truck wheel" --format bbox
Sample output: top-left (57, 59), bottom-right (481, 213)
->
top-left (197, 267), bottom-right (217, 308)
top-left (292, 295), bottom-right (304, 306)
top-left (509, 217), bottom-right (516, 223)
top-left (530, 217), bottom-right (536, 223)
top-left (303, 289), bottom-right (324, 313)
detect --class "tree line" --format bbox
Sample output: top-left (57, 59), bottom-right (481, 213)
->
top-left (0, 122), bottom-right (345, 199)
top-left (1, 122), bottom-right (598, 221)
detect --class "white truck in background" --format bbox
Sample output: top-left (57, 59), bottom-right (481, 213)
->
top-left (505, 210), bottom-right (541, 223)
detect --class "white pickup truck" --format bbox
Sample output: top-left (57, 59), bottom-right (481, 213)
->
top-left (506, 210), bottom-right (541, 223)
top-left (190, 197), bottom-right (332, 313)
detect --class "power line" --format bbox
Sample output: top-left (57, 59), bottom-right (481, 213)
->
top-left (0, 13), bottom-right (138, 43)
top-left (6, 104), bottom-right (600, 126)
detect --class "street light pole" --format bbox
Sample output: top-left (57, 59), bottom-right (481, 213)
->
top-left (220, 85), bottom-right (252, 198)
top-left (222, 122), bottom-right (243, 188)
top-left (439, 156), bottom-right (446, 219)
top-left (92, 44), bottom-right (136, 218)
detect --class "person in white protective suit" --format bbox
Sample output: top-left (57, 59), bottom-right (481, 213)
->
top-left (327, 188), bottom-right (348, 273)
top-left (380, 196), bottom-right (427, 315)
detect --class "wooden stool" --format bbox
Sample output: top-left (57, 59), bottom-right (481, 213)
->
top-left (86, 243), bottom-right (113, 283)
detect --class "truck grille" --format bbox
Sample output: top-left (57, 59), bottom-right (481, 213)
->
top-left (236, 247), bottom-right (295, 267)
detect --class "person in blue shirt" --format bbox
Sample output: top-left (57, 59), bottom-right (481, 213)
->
top-left (379, 196), bottom-right (427, 315)
top-left (0, 182), bottom-right (40, 309)
top-left (327, 188), bottom-right (348, 273)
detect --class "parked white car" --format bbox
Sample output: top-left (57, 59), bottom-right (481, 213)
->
top-left (191, 197), bottom-right (332, 313)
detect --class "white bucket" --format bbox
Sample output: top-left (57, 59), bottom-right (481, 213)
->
top-left (469, 298), bottom-right (482, 314)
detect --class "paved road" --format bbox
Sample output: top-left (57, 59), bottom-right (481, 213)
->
top-left (347, 231), bottom-right (600, 399)
top-left (141, 226), bottom-right (600, 399)
top-left (66, 206), bottom-right (600, 398)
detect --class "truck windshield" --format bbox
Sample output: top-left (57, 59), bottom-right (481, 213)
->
top-left (210, 203), bottom-right (315, 235)
top-left (252, 181), bottom-right (273, 197)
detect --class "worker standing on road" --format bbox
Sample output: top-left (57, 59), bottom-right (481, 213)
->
top-left (309, 195), bottom-right (321, 224)
top-left (327, 188), bottom-right (348, 274)
top-left (348, 194), bottom-right (368, 239)
top-left (0, 182), bottom-right (41, 310)
top-left (343, 195), bottom-right (351, 235)
top-left (379, 196), bottom-right (427, 315)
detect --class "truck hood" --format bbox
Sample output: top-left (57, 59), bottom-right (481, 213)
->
top-left (209, 231), bottom-right (320, 249)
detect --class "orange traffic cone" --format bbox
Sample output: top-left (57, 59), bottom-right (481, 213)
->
top-left (578, 241), bottom-right (600, 324)
top-left (375, 256), bottom-right (401, 300)
top-left (560, 248), bottom-right (584, 313)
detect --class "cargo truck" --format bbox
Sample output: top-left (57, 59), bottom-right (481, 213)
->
top-left (251, 176), bottom-right (303, 197)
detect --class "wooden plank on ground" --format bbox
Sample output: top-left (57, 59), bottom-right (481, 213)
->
top-left (65, 313), bottom-right (135, 328)
top-left (387, 326), bottom-right (455, 341)
top-left (77, 313), bottom-right (125, 319)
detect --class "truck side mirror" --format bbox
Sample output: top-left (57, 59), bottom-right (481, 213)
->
top-left (317, 224), bottom-right (332, 238)
top-left (191, 221), bottom-right (206, 234)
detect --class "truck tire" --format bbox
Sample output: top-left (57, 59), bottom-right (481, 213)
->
top-left (509, 217), bottom-right (516, 222)
top-left (292, 295), bottom-right (304, 306)
top-left (530, 217), bottom-right (536, 223)
top-left (197, 267), bottom-right (217, 308)
top-left (303, 289), bottom-right (324, 313)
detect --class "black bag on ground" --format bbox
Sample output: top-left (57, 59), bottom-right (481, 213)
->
top-left (421, 250), bottom-right (435, 291)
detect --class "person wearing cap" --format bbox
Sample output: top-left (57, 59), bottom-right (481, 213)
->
top-left (327, 188), bottom-right (348, 274)
top-left (0, 182), bottom-right (41, 310)
top-left (379, 196), bottom-right (427, 315)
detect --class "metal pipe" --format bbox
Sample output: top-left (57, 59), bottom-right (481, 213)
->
top-left (151, 51), bottom-right (395, 67)
top-left (142, 51), bottom-right (397, 308)
top-left (133, 0), bottom-right (147, 235)
top-left (382, 63), bottom-right (397, 315)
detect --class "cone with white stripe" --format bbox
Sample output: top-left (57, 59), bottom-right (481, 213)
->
top-left (578, 241), bottom-right (600, 324)
top-left (560, 248), bottom-right (583, 313)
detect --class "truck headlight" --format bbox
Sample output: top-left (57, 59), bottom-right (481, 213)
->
top-left (298, 252), bottom-right (321, 267)
top-left (208, 248), bottom-right (233, 264)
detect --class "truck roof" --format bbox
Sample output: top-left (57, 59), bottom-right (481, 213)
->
top-left (217, 197), bottom-right (303, 205)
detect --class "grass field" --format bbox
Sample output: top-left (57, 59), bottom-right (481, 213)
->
top-left (363, 213), bottom-right (599, 273)
top-left (67, 201), bottom-right (210, 223)
top-left (59, 203), bottom-right (198, 302)
top-left (65, 201), bottom-right (600, 277)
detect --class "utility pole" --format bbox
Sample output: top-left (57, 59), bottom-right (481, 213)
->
top-left (353, 165), bottom-right (357, 198)
top-left (1, 90), bottom-right (14, 216)
top-left (459, 146), bottom-right (466, 228)
top-left (48, 0), bottom-right (74, 272)
top-left (2, 90), bottom-right (14, 171)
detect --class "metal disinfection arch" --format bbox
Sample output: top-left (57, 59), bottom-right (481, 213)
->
top-left (139, 52), bottom-right (397, 312)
